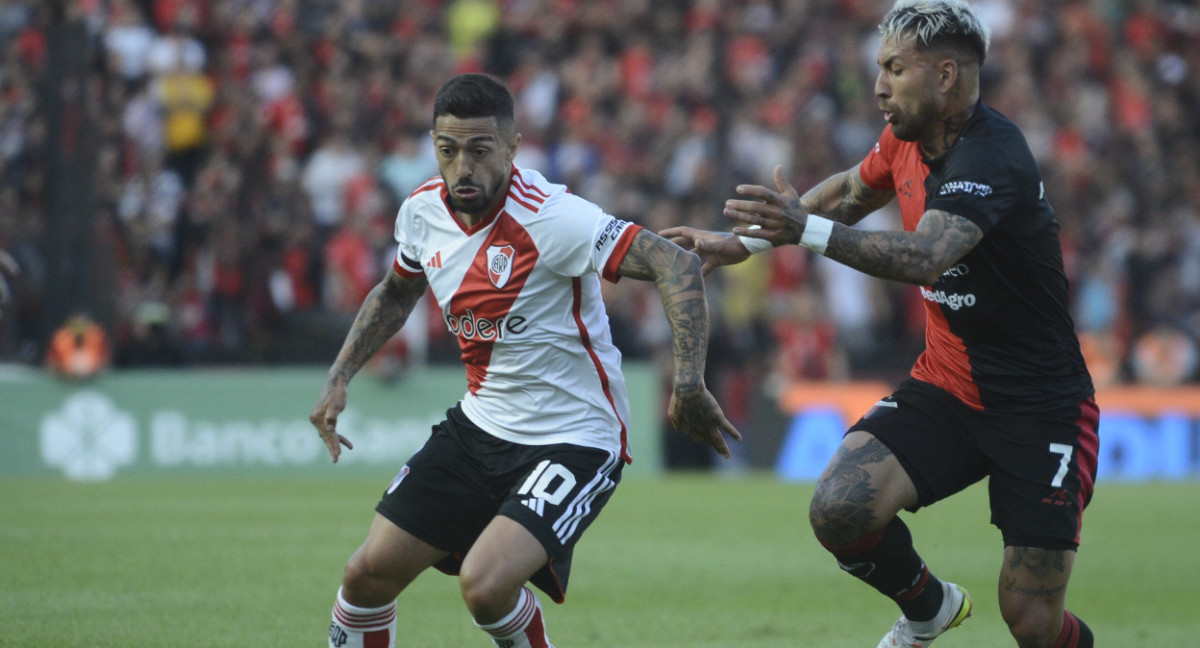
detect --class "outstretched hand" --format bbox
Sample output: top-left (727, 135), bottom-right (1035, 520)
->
top-left (658, 226), bottom-right (752, 276)
top-left (309, 380), bottom-right (355, 463)
top-left (668, 386), bottom-right (742, 459)
top-left (723, 165), bottom-right (809, 247)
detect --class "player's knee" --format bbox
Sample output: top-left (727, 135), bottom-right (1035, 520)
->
top-left (341, 558), bottom-right (372, 600)
top-left (1000, 600), bottom-right (1061, 648)
top-left (458, 565), bottom-right (511, 621)
top-left (808, 476), bottom-right (871, 546)
top-left (341, 554), bottom-right (394, 606)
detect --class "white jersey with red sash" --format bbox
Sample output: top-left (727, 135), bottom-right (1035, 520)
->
top-left (392, 166), bottom-right (643, 462)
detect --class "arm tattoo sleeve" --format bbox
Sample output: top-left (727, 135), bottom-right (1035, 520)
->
top-left (802, 169), bottom-right (896, 226)
top-left (619, 230), bottom-right (708, 390)
top-left (331, 273), bottom-right (428, 385)
top-left (824, 209), bottom-right (984, 285)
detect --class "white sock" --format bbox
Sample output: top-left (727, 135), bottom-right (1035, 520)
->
top-left (907, 581), bottom-right (957, 637)
top-left (475, 586), bottom-right (554, 648)
top-left (329, 587), bottom-right (396, 648)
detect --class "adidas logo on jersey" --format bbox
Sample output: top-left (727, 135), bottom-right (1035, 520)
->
top-left (521, 497), bottom-right (546, 516)
top-left (426, 251), bottom-right (443, 269)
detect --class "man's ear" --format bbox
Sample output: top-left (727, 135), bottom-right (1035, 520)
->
top-left (939, 58), bottom-right (959, 94)
top-left (508, 132), bottom-right (522, 162)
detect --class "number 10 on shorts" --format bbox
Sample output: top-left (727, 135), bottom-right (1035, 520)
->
top-left (518, 460), bottom-right (577, 505)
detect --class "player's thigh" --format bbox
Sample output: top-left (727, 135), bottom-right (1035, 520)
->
top-left (374, 411), bottom-right (504, 556)
top-left (345, 513), bottom-right (449, 595)
top-left (844, 379), bottom-right (989, 510)
top-left (813, 429), bottom-right (919, 529)
top-left (459, 516), bottom-right (549, 596)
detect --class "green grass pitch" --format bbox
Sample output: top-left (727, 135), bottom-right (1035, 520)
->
top-left (2, 473), bottom-right (1197, 647)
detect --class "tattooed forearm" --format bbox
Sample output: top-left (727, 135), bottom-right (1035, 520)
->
top-left (809, 437), bottom-right (893, 544)
top-left (330, 273), bottom-right (427, 385)
top-left (620, 231), bottom-right (708, 389)
top-left (824, 209), bottom-right (983, 285)
top-left (801, 169), bottom-right (894, 225)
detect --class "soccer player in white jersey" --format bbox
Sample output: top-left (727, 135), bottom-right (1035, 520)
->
top-left (310, 73), bottom-right (741, 648)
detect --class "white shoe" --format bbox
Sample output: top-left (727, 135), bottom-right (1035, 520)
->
top-left (876, 582), bottom-right (972, 648)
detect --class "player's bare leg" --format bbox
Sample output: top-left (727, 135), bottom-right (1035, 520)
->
top-left (460, 516), bottom-right (555, 648)
top-left (999, 547), bottom-right (1093, 648)
top-left (330, 514), bottom-right (448, 648)
top-left (809, 431), bottom-right (969, 645)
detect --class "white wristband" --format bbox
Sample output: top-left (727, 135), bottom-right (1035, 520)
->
top-left (737, 225), bottom-right (774, 255)
top-left (800, 215), bottom-right (834, 255)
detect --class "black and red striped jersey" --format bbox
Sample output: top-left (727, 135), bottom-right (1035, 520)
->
top-left (859, 101), bottom-right (1094, 413)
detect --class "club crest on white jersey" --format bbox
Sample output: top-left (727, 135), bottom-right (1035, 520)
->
top-left (487, 244), bottom-right (515, 288)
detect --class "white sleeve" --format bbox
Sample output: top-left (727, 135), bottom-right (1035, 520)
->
top-left (535, 192), bottom-right (637, 277)
top-left (392, 200), bottom-right (423, 274)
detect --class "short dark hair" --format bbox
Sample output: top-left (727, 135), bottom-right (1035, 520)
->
top-left (880, 0), bottom-right (990, 66)
top-left (432, 74), bottom-right (516, 134)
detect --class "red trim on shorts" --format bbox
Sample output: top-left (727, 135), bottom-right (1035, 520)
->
top-left (1072, 396), bottom-right (1100, 543)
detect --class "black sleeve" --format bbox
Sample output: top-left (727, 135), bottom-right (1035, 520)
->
top-left (927, 139), bottom-right (1026, 235)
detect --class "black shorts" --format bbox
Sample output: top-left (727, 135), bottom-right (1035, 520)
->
top-left (850, 379), bottom-right (1099, 550)
top-left (375, 404), bottom-right (623, 603)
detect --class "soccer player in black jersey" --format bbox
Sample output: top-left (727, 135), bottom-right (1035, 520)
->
top-left (663, 2), bottom-right (1097, 647)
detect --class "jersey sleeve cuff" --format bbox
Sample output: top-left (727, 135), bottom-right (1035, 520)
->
top-left (393, 256), bottom-right (424, 278)
top-left (602, 224), bottom-right (644, 283)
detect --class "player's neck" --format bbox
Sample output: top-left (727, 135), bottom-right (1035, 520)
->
top-left (456, 211), bottom-right (485, 229)
top-left (919, 99), bottom-right (977, 159)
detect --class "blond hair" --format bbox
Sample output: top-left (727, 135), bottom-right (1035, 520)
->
top-left (880, 0), bottom-right (990, 64)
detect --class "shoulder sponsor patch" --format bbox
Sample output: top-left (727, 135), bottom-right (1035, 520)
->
top-left (595, 218), bottom-right (631, 251)
top-left (938, 180), bottom-right (993, 198)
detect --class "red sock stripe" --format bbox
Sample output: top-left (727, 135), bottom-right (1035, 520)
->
top-left (333, 602), bottom-right (397, 630)
top-left (524, 606), bottom-right (550, 648)
top-left (819, 527), bottom-right (886, 557)
top-left (891, 567), bottom-right (931, 602)
top-left (363, 628), bottom-right (391, 648)
top-left (1052, 611), bottom-right (1080, 648)
top-left (490, 588), bottom-right (538, 638)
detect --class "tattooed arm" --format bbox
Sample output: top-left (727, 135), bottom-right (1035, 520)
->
top-left (660, 164), bottom-right (896, 275)
top-left (618, 229), bottom-right (741, 458)
top-left (726, 165), bottom-right (983, 285)
top-left (823, 209), bottom-right (983, 285)
top-left (799, 164), bottom-right (896, 226)
top-left (310, 270), bottom-right (429, 462)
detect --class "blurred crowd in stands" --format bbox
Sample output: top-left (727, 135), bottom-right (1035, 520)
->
top-left (1, 0), bottom-right (1198, 390)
